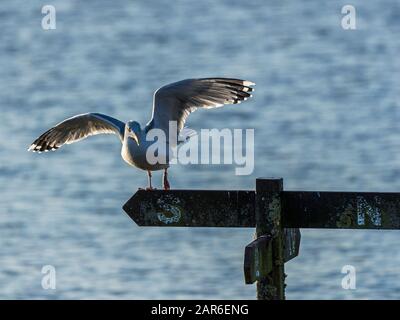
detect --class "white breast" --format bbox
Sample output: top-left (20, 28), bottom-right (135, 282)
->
top-left (121, 136), bottom-right (170, 171)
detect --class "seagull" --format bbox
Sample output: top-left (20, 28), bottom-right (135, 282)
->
top-left (28, 78), bottom-right (255, 190)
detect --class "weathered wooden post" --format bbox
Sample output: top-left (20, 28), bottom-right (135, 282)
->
top-left (121, 180), bottom-right (400, 299)
top-left (255, 178), bottom-right (285, 300)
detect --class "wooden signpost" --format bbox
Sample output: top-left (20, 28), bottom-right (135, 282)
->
top-left (123, 178), bottom-right (400, 300)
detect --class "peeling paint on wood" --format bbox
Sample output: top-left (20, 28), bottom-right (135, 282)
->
top-left (356, 196), bottom-right (382, 227)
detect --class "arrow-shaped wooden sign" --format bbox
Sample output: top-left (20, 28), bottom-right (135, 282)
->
top-left (244, 235), bottom-right (272, 284)
top-left (123, 190), bottom-right (400, 229)
top-left (123, 189), bottom-right (255, 227)
top-left (283, 191), bottom-right (400, 229)
top-left (122, 181), bottom-right (400, 300)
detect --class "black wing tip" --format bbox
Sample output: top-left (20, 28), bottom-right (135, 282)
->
top-left (28, 126), bottom-right (61, 153)
top-left (28, 145), bottom-right (60, 153)
top-left (201, 77), bottom-right (255, 87)
top-left (28, 137), bottom-right (60, 153)
top-left (205, 78), bottom-right (255, 104)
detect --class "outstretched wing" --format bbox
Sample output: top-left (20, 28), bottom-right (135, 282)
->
top-left (28, 113), bottom-right (125, 153)
top-left (148, 78), bottom-right (255, 133)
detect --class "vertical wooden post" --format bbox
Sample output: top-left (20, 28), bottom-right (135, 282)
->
top-left (255, 178), bottom-right (285, 300)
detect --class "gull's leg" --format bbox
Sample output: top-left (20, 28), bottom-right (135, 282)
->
top-left (163, 168), bottom-right (170, 190)
top-left (146, 170), bottom-right (153, 191)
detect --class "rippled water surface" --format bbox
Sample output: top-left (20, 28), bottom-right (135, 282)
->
top-left (1, 0), bottom-right (400, 299)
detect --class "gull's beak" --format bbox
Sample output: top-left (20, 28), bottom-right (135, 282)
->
top-left (131, 133), bottom-right (140, 146)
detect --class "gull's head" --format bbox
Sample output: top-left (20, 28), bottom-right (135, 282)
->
top-left (126, 121), bottom-right (141, 145)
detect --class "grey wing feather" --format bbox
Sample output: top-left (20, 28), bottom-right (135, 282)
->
top-left (148, 78), bottom-right (255, 133)
top-left (28, 113), bottom-right (125, 152)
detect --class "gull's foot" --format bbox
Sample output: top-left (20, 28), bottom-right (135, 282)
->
top-left (163, 168), bottom-right (170, 190)
top-left (163, 180), bottom-right (170, 191)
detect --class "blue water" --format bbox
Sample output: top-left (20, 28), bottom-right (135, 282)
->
top-left (1, 0), bottom-right (400, 299)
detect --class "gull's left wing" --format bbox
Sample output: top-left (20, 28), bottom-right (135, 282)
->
top-left (147, 78), bottom-right (255, 133)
